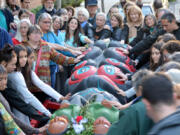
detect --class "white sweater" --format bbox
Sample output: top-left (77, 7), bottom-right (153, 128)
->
top-left (31, 71), bottom-right (62, 101)
top-left (8, 71), bottom-right (51, 116)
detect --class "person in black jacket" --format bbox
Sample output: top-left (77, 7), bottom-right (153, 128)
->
top-left (110, 13), bottom-right (126, 42)
top-left (117, 9), bottom-right (169, 57)
top-left (0, 44), bottom-right (49, 126)
top-left (77, 7), bottom-right (94, 41)
top-left (36, 0), bottom-right (56, 22)
top-left (6, 0), bottom-right (21, 16)
top-left (129, 14), bottom-right (158, 68)
top-left (130, 14), bottom-right (157, 47)
top-left (123, 5), bottom-right (143, 44)
top-left (93, 12), bottom-right (111, 41)
top-left (128, 11), bottom-right (180, 56)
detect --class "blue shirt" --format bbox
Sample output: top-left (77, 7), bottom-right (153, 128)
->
top-left (60, 32), bottom-right (87, 47)
top-left (0, 11), bottom-right (8, 31)
top-left (0, 27), bottom-right (13, 50)
top-left (41, 31), bottom-right (63, 45)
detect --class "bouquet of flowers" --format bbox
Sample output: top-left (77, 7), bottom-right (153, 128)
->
top-left (65, 105), bottom-right (95, 135)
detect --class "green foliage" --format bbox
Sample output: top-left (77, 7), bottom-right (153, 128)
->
top-left (65, 104), bottom-right (95, 135)
top-left (61, 0), bottom-right (84, 8)
top-left (168, 0), bottom-right (176, 2)
top-left (31, 5), bottom-right (42, 14)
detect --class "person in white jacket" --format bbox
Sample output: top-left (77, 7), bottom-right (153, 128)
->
top-left (7, 45), bottom-right (53, 123)
top-left (22, 45), bottom-right (71, 102)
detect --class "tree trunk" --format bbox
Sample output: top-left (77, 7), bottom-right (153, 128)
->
top-left (101, 0), bottom-right (105, 13)
top-left (56, 0), bottom-right (62, 10)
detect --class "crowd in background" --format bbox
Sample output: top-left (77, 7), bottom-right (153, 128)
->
top-left (1, 0), bottom-right (180, 134)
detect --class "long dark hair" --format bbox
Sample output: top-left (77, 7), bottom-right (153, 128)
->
top-left (143, 14), bottom-right (157, 34)
top-left (21, 46), bottom-right (34, 88)
top-left (65, 17), bottom-right (83, 46)
top-left (13, 45), bottom-right (27, 71)
top-left (0, 44), bottom-right (15, 64)
top-left (150, 42), bottom-right (164, 71)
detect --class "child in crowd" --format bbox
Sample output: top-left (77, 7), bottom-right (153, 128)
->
top-left (8, 45), bottom-right (51, 124)
top-left (0, 65), bottom-right (25, 135)
top-left (22, 46), bottom-right (71, 102)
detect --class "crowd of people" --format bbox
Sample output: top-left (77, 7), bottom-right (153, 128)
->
top-left (1, 0), bottom-right (180, 134)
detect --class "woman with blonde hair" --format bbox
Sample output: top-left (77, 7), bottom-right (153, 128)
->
top-left (123, 5), bottom-right (143, 43)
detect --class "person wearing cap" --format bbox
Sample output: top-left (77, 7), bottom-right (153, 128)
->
top-left (36, 0), bottom-right (56, 22)
top-left (86, 0), bottom-right (98, 29)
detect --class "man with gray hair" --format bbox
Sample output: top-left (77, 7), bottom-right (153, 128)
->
top-left (36, 0), bottom-right (56, 22)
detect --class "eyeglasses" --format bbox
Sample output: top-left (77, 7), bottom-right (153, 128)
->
top-left (42, 21), bottom-right (51, 24)
top-left (54, 21), bottom-right (61, 24)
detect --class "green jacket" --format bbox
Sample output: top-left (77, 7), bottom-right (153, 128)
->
top-left (107, 101), bottom-right (154, 135)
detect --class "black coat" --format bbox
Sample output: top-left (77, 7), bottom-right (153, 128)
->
top-left (0, 8), bottom-right (14, 31)
top-left (129, 27), bottom-right (152, 47)
top-left (129, 24), bottom-right (165, 55)
top-left (121, 24), bottom-right (129, 44)
top-left (82, 22), bottom-right (94, 40)
top-left (1, 88), bottom-right (49, 126)
top-left (111, 27), bottom-right (123, 41)
top-left (36, 6), bottom-right (56, 22)
top-left (93, 28), bottom-right (111, 41)
top-left (129, 22), bottom-right (180, 55)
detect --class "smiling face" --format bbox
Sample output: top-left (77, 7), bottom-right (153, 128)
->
top-left (19, 50), bottom-right (27, 68)
top-left (68, 18), bottom-right (78, 31)
top-left (145, 15), bottom-right (155, 28)
top-left (151, 47), bottom-right (161, 64)
top-left (129, 10), bottom-right (140, 23)
top-left (111, 16), bottom-right (119, 28)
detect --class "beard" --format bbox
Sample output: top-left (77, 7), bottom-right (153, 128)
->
top-left (46, 6), bottom-right (54, 12)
